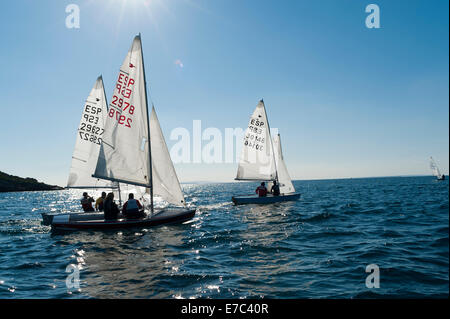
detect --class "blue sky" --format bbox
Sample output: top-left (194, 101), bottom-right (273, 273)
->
top-left (0, 0), bottom-right (448, 185)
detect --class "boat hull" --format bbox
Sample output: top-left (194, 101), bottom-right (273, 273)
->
top-left (41, 211), bottom-right (104, 226)
top-left (50, 208), bottom-right (196, 231)
top-left (231, 193), bottom-right (300, 205)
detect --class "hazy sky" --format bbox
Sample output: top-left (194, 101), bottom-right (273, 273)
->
top-left (0, 0), bottom-right (448, 185)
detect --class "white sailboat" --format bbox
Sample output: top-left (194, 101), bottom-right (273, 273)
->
top-left (232, 99), bottom-right (300, 205)
top-left (51, 35), bottom-right (195, 231)
top-left (430, 156), bottom-right (445, 181)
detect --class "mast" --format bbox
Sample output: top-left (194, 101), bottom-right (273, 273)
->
top-left (139, 33), bottom-right (154, 215)
top-left (100, 75), bottom-right (109, 135)
top-left (100, 74), bottom-right (120, 193)
top-left (118, 183), bottom-right (122, 206)
top-left (277, 133), bottom-right (283, 159)
top-left (261, 99), bottom-right (278, 182)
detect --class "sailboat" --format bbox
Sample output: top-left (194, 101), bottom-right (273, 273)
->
top-left (51, 35), bottom-right (195, 231)
top-left (231, 99), bottom-right (300, 205)
top-left (430, 156), bottom-right (445, 181)
top-left (41, 76), bottom-right (119, 225)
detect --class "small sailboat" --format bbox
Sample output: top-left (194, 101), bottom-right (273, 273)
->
top-left (51, 35), bottom-right (195, 231)
top-left (231, 99), bottom-right (300, 205)
top-left (430, 156), bottom-right (445, 181)
top-left (42, 76), bottom-right (118, 225)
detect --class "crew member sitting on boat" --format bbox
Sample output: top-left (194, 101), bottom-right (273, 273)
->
top-left (95, 192), bottom-right (107, 211)
top-left (81, 192), bottom-right (95, 212)
top-left (104, 192), bottom-right (119, 220)
top-left (255, 182), bottom-right (268, 197)
top-left (271, 181), bottom-right (280, 196)
top-left (123, 193), bottom-right (145, 219)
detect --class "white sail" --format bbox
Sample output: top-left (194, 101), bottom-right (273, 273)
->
top-left (270, 134), bottom-right (295, 194)
top-left (148, 107), bottom-right (185, 205)
top-left (113, 183), bottom-right (147, 205)
top-left (67, 76), bottom-right (116, 188)
top-left (430, 157), bottom-right (441, 177)
top-left (236, 100), bottom-right (277, 181)
top-left (93, 35), bottom-right (151, 188)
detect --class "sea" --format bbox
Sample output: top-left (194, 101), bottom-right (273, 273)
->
top-left (0, 176), bottom-right (448, 299)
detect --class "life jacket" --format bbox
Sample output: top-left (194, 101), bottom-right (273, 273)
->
top-left (272, 184), bottom-right (280, 196)
top-left (104, 199), bottom-right (119, 220)
top-left (126, 199), bottom-right (139, 212)
top-left (256, 186), bottom-right (267, 197)
top-left (124, 199), bottom-right (145, 219)
top-left (81, 197), bottom-right (94, 211)
top-left (96, 197), bottom-right (105, 211)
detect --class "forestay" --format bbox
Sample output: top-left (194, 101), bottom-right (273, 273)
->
top-left (148, 107), bottom-right (185, 206)
top-left (67, 76), bottom-right (116, 188)
top-left (236, 100), bottom-right (277, 181)
top-left (93, 35), bottom-right (151, 187)
top-left (268, 134), bottom-right (295, 194)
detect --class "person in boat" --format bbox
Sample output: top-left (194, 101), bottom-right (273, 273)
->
top-left (255, 182), bottom-right (268, 197)
top-left (104, 192), bottom-right (120, 220)
top-left (81, 192), bottom-right (95, 212)
top-left (271, 180), bottom-right (280, 196)
top-left (95, 192), bottom-right (107, 211)
top-left (122, 193), bottom-right (145, 219)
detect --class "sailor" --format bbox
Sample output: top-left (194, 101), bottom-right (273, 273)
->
top-left (95, 192), bottom-right (107, 211)
top-left (255, 182), bottom-right (268, 197)
top-left (81, 192), bottom-right (95, 212)
top-left (271, 180), bottom-right (280, 196)
top-left (122, 193), bottom-right (145, 219)
top-left (103, 192), bottom-right (119, 220)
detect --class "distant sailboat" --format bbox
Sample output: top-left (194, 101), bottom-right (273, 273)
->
top-left (231, 99), bottom-right (300, 205)
top-left (51, 35), bottom-right (195, 231)
top-left (430, 156), bottom-right (445, 181)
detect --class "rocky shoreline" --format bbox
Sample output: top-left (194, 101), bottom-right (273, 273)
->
top-left (0, 171), bottom-right (63, 193)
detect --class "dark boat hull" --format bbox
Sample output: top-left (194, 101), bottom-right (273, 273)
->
top-left (231, 193), bottom-right (300, 205)
top-left (50, 208), bottom-right (196, 231)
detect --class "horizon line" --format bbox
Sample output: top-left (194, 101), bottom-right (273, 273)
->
top-left (180, 174), bottom-right (441, 185)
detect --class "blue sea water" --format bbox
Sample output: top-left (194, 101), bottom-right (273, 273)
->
top-left (0, 176), bottom-right (448, 299)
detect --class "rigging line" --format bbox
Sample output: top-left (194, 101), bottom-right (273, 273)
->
top-left (139, 33), bottom-right (154, 215)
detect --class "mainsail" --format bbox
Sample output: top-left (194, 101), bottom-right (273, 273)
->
top-left (149, 107), bottom-right (185, 205)
top-left (430, 156), bottom-right (441, 177)
top-left (93, 34), bottom-right (185, 207)
top-left (93, 35), bottom-right (151, 188)
top-left (67, 76), bottom-right (116, 189)
top-left (269, 134), bottom-right (295, 194)
top-left (236, 100), bottom-right (277, 181)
